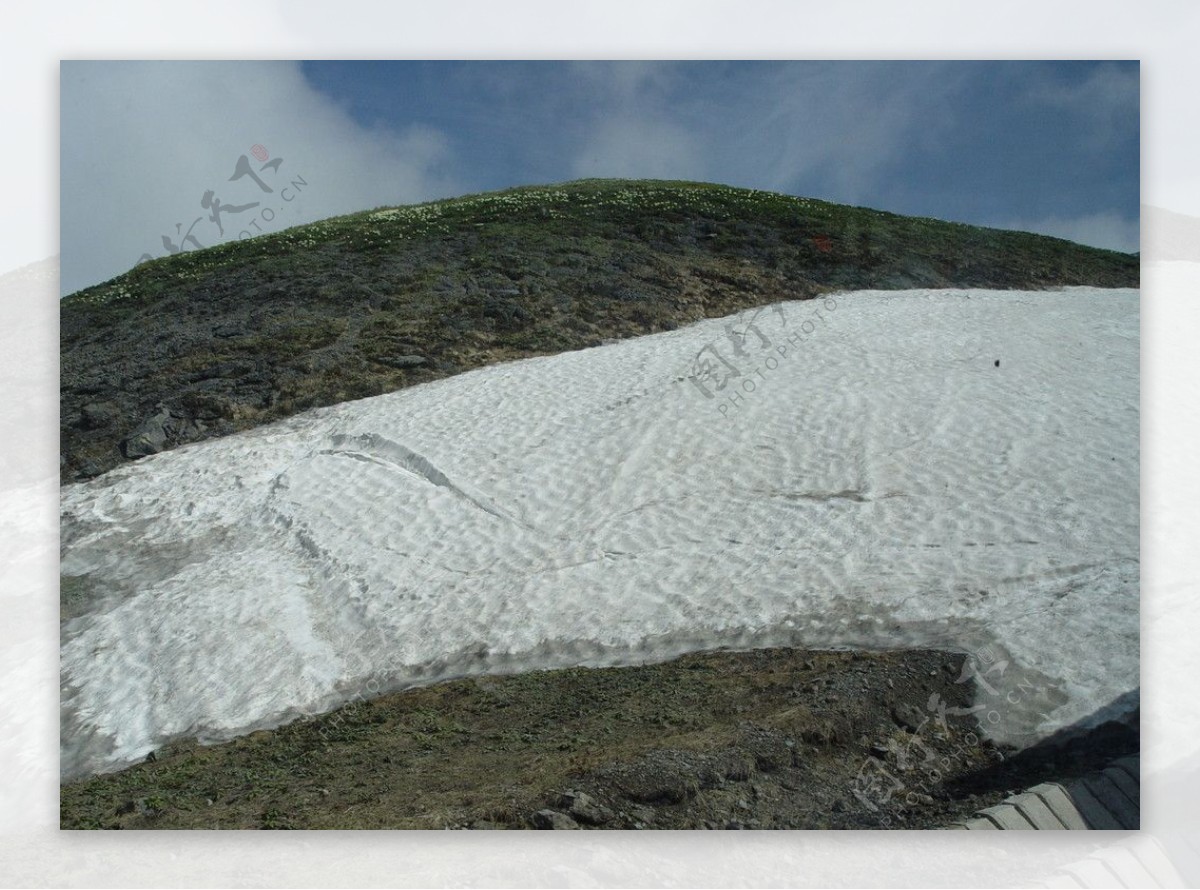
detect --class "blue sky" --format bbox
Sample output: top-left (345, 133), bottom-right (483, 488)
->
top-left (60, 60), bottom-right (1139, 295)
top-left (301, 60), bottom-right (1139, 225)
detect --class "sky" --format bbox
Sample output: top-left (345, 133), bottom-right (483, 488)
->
top-left (59, 60), bottom-right (1140, 296)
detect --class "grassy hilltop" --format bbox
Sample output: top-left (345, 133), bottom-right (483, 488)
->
top-left (61, 178), bottom-right (1138, 482)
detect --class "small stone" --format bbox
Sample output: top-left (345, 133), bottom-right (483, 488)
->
top-left (891, 703), bottom-right (927, 732)
top-left (559, 790), bottom-right (612, 825)
top-left (120, 408), bottom-right (173, 458)
top-left (629, 805), bottom-right (655, 824)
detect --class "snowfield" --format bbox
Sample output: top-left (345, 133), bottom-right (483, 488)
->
top-left (60, 288), bottom-right (1139, 780)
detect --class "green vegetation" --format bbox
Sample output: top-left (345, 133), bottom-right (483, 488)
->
top-left (61, 178), bottom-right (1138, 482)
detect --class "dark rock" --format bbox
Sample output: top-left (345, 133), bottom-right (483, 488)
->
top-left (378, 354), bottom-right (428, 369)
top-left (120, 408), bottom-right (172, 458)
top-left (532, 809), bottom-right (579, 830)
top-left (558, 790), bottom-right (612, 825)
top-left (603, 749), bottom-right (702, 804)
top-left (79, 401), bottom-right (119, 430)
top-left (178, 392), bottom-right (228, 421)
top-left (891, 703), bottom-right (927, 733)
top-left (116, 797), bottom-right (161, 818)
top-left (137, 798), bottom-right (162, 817)
top-left (628, 805), bottom-right (655, 824)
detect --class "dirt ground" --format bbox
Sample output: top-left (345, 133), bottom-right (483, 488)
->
top-left (59, 646), bottom-right (1137, 830)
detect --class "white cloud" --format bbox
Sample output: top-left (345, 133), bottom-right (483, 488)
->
top-left (739, 62), bottom-right (973, 201)
top-left (1029, 62), bottom-right (1139, 151)
top-left (564, 61), bottom-right (974, 204)
top-left (60, 61), bottom-right (462, 295)
top-left (566, 61), bottom-right (708, 180)
top-left (1000, 211), bottom-right (1140, 253)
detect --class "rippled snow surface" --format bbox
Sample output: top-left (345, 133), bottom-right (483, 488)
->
top-left (61, 288), bottom-right (1139, 779)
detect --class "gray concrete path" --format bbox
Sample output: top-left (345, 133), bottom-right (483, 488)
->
top-left (946, 755), bottom-right (1139, 830)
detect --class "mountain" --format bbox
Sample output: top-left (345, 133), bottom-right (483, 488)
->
top-left (60, 179), bottom-right (1138, 482)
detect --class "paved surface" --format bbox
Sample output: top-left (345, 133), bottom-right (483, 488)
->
top-left (946, 755), bottom-right (1139, 830)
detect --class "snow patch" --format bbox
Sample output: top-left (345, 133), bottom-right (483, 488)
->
top-left (60, 288), bottom-right (1139, 779)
